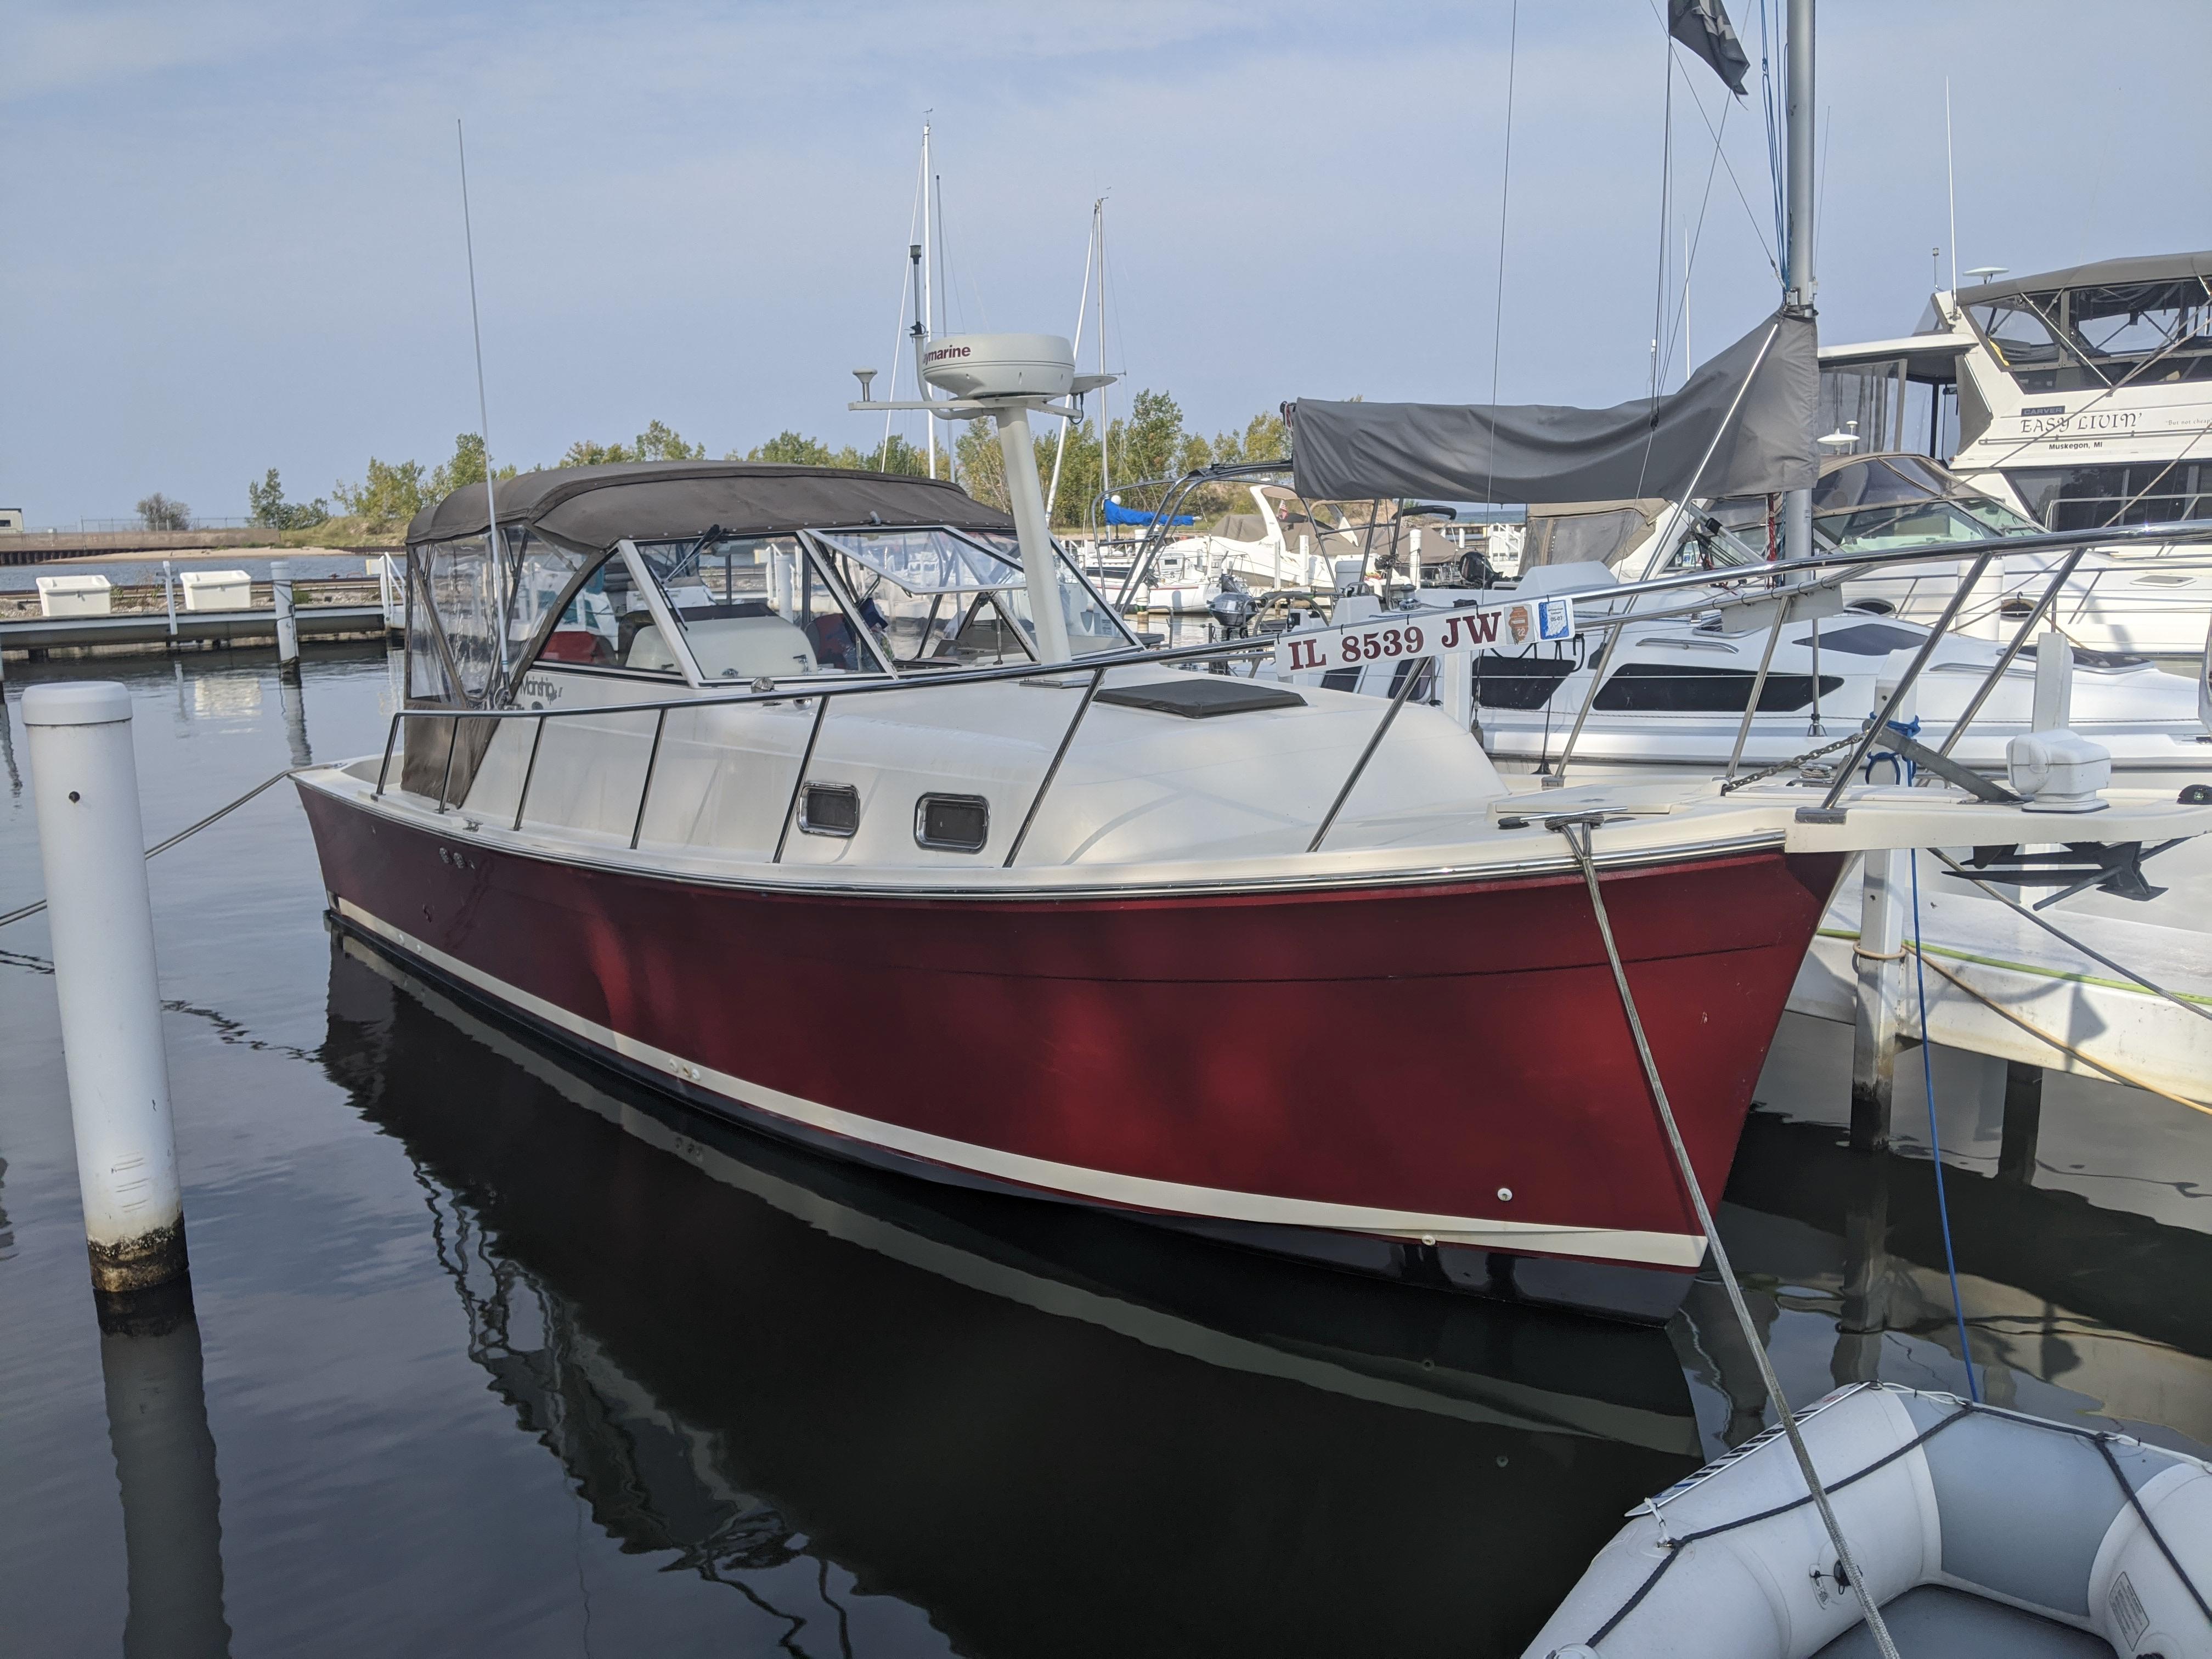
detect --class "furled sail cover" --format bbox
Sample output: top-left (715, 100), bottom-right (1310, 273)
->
top-left (1291, 309), bottom-right (1816, 506)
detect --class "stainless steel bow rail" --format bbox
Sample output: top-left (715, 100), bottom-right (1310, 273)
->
top-left (373, 516), bottom-right (2212, 870)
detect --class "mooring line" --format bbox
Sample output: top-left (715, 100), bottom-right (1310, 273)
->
top-left (1555, 814), bottom-right (1901, 1659)
top-left (0, 765), bottom-right (296, 930)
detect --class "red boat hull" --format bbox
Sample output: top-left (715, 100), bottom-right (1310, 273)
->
top-left (298, 783), bottom-right (1843, 1321)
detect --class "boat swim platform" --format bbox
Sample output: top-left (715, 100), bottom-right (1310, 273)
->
top-left (0, 604), bottom-right (394, 661)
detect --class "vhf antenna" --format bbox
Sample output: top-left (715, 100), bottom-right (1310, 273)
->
top-left (456, 119), bottom-right (505, 670)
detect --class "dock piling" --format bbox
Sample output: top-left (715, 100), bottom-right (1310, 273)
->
top-left (161, 561), bottom-right (179, 642)
top-left (23, 682), bottom-right (189, 1294)
top-left (270, 559), bottom-right (300, 680)
top-left (1850, 847), bottom-right (1906, 1154)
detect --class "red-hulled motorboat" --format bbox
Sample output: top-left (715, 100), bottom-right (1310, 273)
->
top-left (297, 337), bottom-right (2210, 1321)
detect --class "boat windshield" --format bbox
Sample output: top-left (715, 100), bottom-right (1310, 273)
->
top-left (1813, 458), bottom-right (2041, 554)
top-left (809, 527), bottom-right (1135, 669)
top-left (633, 535), bottom-right (884, 679)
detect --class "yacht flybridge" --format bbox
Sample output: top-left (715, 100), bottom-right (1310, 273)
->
top-left (1821, 251), bottom-right (2212, 531)
top-left (295, 334), bottom-right (2212, 1323)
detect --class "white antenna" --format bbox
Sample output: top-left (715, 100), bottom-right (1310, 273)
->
top-left (1944, 78), bottom-right (1957, 295)
top-left (455, 119), bottom-right (504, 672)
top-left (1046, 200), bottom-right (1102, 522)
top-left (920, 120), bottom-right (936, 480)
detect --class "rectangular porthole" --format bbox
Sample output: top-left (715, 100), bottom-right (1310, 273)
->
top-left (915, 793), bottom-right (989, 853)
top-left (799, 782), bottom-right (860, 838)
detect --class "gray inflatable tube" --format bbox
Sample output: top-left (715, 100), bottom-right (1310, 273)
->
top-left (1525, 1383), bottom-right (2212, 1657)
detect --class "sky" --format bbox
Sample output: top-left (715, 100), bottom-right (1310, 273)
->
top-left (4, 0), bottom-right (2208, 525)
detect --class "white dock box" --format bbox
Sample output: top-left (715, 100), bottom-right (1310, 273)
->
top-left (180, 569), bottom-right (253, 612)
top-left (35, 574), bottom-right (114, 617)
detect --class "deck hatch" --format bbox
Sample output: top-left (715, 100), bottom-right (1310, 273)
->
top-left (1094, 679), bottom-right (1307, 719)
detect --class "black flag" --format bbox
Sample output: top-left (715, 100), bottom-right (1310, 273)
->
top-left (1669, 0), bottom-right (1750, 95)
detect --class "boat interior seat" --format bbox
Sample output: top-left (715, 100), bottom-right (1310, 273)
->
top-left (626, 616), bottom-right (820, 680)
top-left (1813, 1585), bottom-right (2113, 1658)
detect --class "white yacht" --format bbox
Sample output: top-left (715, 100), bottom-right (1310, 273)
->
top-left (1130, 484), bottom-right (1461, 614)
top-left (1816, 252), bottom-right (2212, 653)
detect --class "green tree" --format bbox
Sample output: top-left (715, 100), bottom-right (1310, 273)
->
top-left (249, 467), bottom-right (330, 529)
top-left (1110, 390), bottom-right (1187, 511)
top-left (332, 459), bottom-right (430, 526)
top-left (635, 419), bottom-right (706, 461)
top-left (742, 431), bottom-right (836, 466)
top-left (426, 432), bottom-right (520, 503)
top-left (137, 492), bottom-right (190, 531)
top-left (953, 420), bottom-right (1007, 509)
top-left (561, 419), bottom-right (706, 468)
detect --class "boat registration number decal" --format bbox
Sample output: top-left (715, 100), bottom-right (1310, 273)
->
top-left (1275, 596), bottom-right (1573, 675)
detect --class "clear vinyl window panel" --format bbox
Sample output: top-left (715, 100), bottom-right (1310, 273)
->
top-left (629, 535), bottom-right (881, 680)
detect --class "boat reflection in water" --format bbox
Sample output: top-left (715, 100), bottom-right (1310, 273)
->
top-left (318, 928), bottom-right (1701, 1657)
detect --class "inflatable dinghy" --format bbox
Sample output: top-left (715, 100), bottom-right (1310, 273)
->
top-left (1525, 1383), bottom-right (2212, 1657)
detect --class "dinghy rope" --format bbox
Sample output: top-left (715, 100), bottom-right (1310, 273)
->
top-left (1553, 815), bottom-right (1903, 1659)
top-left (0, 766), bottom-right (297, 930)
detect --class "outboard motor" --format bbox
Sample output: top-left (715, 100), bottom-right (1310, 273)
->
top-left (1207, 572), bottom-right (1256, 637)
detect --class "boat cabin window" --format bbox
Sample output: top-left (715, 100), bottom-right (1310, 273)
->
top-left (960, 530), bottom-right (1136, 657)
top-left (808, 527), bottom-right (1136, 669)
top-left (2009, 460), bottom-right (2212, 532)
top-left (536, 554), bottom-right (680, 676)
top-left (1970, 279), bottom-right (2212, 391)
top-left (631, 535), bottom-right (882, 679)
top-left (808, 527), bottom-right (1037, 670)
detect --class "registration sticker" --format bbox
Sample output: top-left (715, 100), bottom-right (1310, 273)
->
top-left (1275, 596), bottom-right (1573, 675)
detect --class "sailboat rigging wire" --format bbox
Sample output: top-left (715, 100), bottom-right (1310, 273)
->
top-left (1557, 819), bottom-right (1903, 1659)
top-left (1656, 57), bottom-right (1733, 390)
top-left (1758, 0), bottom-right (1788, 271)
top-left (1650, 20), bottom-right (1674, 407)
top-left (1645, 0), bottom-right (1778, 283)
top-left (1909, 850), bottom-right (1983, 1403)
top-left (880, 147), bottom-right (930, 468)
top-left (1482, 0), bottom-right (1519, 513)
top-left (1047, 203), bottom-right (1102, 522)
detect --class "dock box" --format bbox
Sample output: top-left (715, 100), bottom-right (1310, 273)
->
top-left (35, 574), bottom-right (114, 617)
top-left (180, 569), bottom-right (253, 612)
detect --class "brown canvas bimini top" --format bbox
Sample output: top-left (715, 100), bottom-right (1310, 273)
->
top-left (407, 460), bottom-right (1013, 549)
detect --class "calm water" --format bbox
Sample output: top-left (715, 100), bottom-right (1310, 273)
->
top-left (2, 646), bottom-right (2209, 1656)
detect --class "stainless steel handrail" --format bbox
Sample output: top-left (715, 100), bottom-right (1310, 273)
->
top-left (1003, 667), bottom-right (1108, 868)
top-left (368, 515), bottom-right (2212, 857)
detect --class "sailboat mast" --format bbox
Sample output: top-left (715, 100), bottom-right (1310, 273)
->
top-left (1781, 0), bottom-right (1817, 567)
top-left (921, 121), bottom-right (937, 481)
top-left (1046, 201), bottom-right (1101, 524)
top-left (1096, 203), bottom-right (1110, 528)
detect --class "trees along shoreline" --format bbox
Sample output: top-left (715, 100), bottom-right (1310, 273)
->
top-left (286, 392), bottom-right (1286, 541)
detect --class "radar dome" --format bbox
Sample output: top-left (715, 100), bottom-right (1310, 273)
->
top-left (920, 334), bottom-right (1075, 399)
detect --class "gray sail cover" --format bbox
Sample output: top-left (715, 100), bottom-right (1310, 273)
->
top-left (1291, 309), bottom-right (1816, 506)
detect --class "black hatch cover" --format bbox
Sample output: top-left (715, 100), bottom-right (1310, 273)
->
top-left (1095, 679), bottom-right (1308, 718)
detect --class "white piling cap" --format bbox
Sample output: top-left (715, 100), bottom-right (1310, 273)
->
top-left (22, 681), bottom-right (134, 727)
